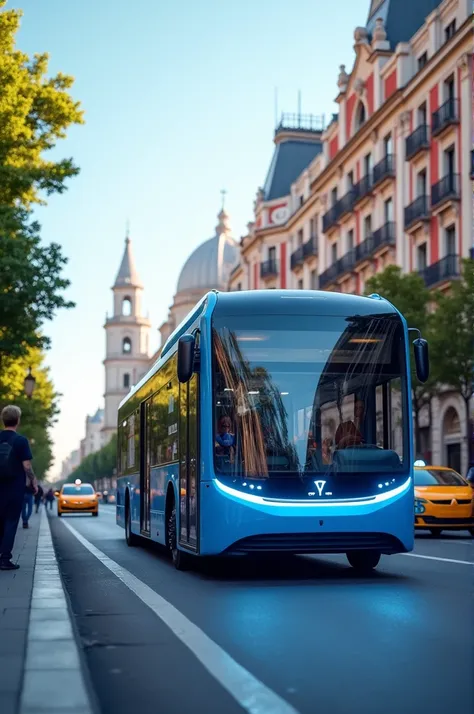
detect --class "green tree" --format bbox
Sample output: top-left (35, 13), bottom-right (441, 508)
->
top-left (0, 2), bottom-right (84, 210)
top-left (365, 265), bottom-right (436, 456)
top-left (68, 434), bottom-right (118, 485)
top-left (430, 258), bottom-right (474, 454)
top-left (0, 345), bottom-right (58, 480)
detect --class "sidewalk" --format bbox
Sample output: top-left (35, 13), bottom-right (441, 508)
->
top-left (0, 510), bottom-right (40, 714)
top-left (0, 508), bottom-right (95, 714)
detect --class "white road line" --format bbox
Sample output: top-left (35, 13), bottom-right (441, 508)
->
top-left (402, 552), bottom-right (473, 566)
top-left (441, 539), bottom-right (472, 546)
top-left (61, 520), bottom-right (300, 714)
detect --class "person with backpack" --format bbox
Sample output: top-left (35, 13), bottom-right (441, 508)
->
top-left (0, 405), bottom-right (37, 570)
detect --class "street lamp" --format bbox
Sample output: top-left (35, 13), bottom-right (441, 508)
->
top-left (24, 367), bottom-right (36, 399)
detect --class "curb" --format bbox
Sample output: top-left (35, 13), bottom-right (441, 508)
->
top-left (19, 510), bottom-right (94, 714)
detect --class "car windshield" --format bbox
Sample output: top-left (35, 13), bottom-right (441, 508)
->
top-left (213, 313), bottom-right (408, 478)
top-left (62, 485), bottom-right (95, 495)
top-left (414, 469), bottom-right (467, 486)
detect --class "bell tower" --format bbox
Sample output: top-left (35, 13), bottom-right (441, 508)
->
top-left (102, 230), bottom-right (151, 443)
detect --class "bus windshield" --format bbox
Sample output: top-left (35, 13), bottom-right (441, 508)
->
top-left (213, 313), bottom-right (408, 479)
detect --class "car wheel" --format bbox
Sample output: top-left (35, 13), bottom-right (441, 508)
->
top-left (167, 502), bottom-right (190, 571)
top-left (346, 550), bottom-right (381, 572)
top-left (125, 502), bottom-right (140, 547)
top-left (430, 529), bottom-right (442, 537)
top-left (92, 512), bottom-right (98, 517)
top-left (57, 512), bottom-right (62, 518)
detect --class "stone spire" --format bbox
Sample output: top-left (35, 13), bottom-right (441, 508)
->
top-left (216, 192), bottom-right (232, 236)
top-left (114, 229), bottom-right (142, 288)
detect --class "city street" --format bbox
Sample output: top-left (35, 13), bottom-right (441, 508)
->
top-left (48, 505), bottom-right (474, 714)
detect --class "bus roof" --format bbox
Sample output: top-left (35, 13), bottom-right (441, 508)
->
top-left (213, 289), bottom-right (398, 317)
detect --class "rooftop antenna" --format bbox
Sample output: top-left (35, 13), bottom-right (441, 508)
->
top-left (125, 218), bottom-right (130, 242)
top-left (220, 188), bottom-right (227, 210)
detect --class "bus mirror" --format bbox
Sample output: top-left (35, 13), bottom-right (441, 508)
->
top-left (177, 334), bottom-right (195, 383)
top-left (413, 338), bottom-right (429, 383)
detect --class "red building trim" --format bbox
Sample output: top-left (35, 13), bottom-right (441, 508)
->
top-left (253, 262), bottom-right (258, 290)
top-left (346, 93), bottom-right (357, 141)
top-left (429, 83), bottom-right (439, 263)
top-left (329, 136), bottom-right (339, 161)
top-left (384, 69), bottom-right (397, 100)
top-left (280, 243), bottom-right (287, 288)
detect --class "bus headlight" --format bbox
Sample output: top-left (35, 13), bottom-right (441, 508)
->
top-left (414, 498), bottom-right (426, 514)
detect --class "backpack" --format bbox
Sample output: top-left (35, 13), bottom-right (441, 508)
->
top-left (0, 436), bottom-right (16, 483)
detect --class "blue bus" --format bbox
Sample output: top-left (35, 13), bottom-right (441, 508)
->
top-left (116, 289), bottom-right (429, 571)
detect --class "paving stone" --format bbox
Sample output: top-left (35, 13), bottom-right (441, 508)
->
top-left (29, 607), bottom-right (69, 622)
top-left (21, 670), bottom-right (90, 710)
top-left (30, 598), bottom-right (66, 609)
top-left (0, 654), bottom-right (23, 693)
top-left (25, 640), bottom-right (80, 671)
top-left (28, 619), bottom-right (73, 641)
top-left (0, 608), bottom-right (30, 629)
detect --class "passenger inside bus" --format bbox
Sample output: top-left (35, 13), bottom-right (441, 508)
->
top-left (215, 416), bottom-right (236, 462)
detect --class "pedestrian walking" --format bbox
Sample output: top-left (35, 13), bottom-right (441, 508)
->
top-left (34, 483), bottom-right (44, 513)
top-left (22, 479), bottom-right (35, 528)
top-left (45, 488), bottom-right (55, 511)
top-left (0, 405), bottom-right (37, 570)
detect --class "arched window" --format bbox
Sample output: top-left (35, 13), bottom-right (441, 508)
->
top-left (122, 337), bottom-right (132, 354)
top-left (355, 101), bottom-right (366, 131)
top-left (123, 373), bottom-right (130, 388)
top-left (122, 297), bottom-right (132, 316)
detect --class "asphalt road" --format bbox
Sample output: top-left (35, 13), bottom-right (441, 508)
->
top-left (49, 504), bottom-right (474, 714)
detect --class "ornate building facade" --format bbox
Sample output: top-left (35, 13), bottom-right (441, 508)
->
top-left (229, 0), bottom-right (473, 474)
top-left (102, 233), bottom-right (151, 443)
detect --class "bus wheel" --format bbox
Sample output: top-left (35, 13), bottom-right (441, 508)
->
top-left (346, 550), bottom-right (381, 572)
top-left (167, 503), bottom-right (190, 571)
top-left (125, 500), bottom-right (140, 547)
top-left (430, 529), bottom-right (442, 537)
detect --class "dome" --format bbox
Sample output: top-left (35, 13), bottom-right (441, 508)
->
top-left (176, 210), bottom-right (239, 294)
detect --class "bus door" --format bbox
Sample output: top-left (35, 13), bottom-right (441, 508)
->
top-left (140, 400), bottom-right (151, 535)
top-left (179, 373), bottom-right (199, 551)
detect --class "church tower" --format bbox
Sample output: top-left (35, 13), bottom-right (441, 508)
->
top-left (102, 231), bottom-right (151, 443)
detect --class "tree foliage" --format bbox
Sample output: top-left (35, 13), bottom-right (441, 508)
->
top-left (430, 258), bottom-right (474, 442)
top-left (0, 346), bottom-right (58, 480)
top-left (67, 434), bottom-right (117, 485)
top-left (364, 265), bottom-right (437, 455)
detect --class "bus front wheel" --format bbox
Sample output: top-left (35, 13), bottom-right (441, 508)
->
top-left (346, 550), bottom-right (381, 572)
top-left (167, 502), bottom-right (190, 571)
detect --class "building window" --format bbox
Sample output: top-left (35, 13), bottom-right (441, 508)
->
top-left (310, 269), bottom-right (318, 290)
top-left (418, 102), bottom-right (427, 126)
top-left (297, 229), bottom-right (304, 245)
top-left (237, 282), bottom-right (242, 291)
top-left (417, 243), bottom-right (427, 271)
top-left (122, 297), bottom-right (132, 316)
top-left (347, 229), bottom-right (354, 252)
top-left (312, 215), bottom-right (319, 238)
top-left (268, 246), bottom-right (276, 263)
top-left (331, 187), bottom-right (338, 206)
top-left (444, 19), bottom-right (456, 43)
top-left (383, 134), bottom-right (393, 156)
top-left (417, 169), bottom-right (427, 197)
top-left (347, 171), bottom-right (354, 189)
top-left (122, 337), bottom-right (132, 354)
top-left (355, 102), bottom-right (366, 131)
top-left (444, 75), bottom-right (455, 101)
top-left (123, 373), bottom-right (130, 388)
top-left (417, 52), bottom-right (428, 71)
top-left (444, 145), bottom-right (455, 177)
top-left (363, 214), bottom-right (372, 239)
top-left (331, 242), bottom-right (338, 264)
top-left (299, 195), bottom-right (304, 207)
top-left (384, 197), bottom-right (393, 223)
top-left (297, 279), bottom-right (303, 290)
top-left (364, 152), bottom-right (372, 177)
top-left (445, 225), bottom-right (456, 256)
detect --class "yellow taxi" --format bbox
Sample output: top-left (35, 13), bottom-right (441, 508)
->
top-left (414, 463), bottom-right (474, 537)
top-left (57, 480), bottom-right (99, 517)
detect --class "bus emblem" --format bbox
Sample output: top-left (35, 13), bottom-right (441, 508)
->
top-left (314, 480), bottom-right (326, 496)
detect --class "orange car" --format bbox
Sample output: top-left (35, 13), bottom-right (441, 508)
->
top-left (414, 465), bottom-right (474, 537)
top-left (57, 481), bottom-right (99, 517)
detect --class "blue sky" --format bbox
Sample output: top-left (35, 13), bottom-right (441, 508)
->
top-left (11, 0), bottom-right (368, 477)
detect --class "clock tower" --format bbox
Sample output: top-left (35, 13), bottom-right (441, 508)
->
top-left (102, 231), bottom-right (151, 443)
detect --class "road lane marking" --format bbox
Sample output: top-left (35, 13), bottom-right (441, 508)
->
top-left (441, 540), bottom-right (472, 546)
top-left (402, 552), bottom-right (473, 566)
top-left (61, 520), bottom-right (300, 714)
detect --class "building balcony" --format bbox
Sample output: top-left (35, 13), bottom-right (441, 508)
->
top-left (303, 235), bottom-right (318, 259)
top-left (354, 222), bottom-right (396, 264)
top-left (260, 259), bottom-right (279, 279)
top-left (372, 154), bottom-right (395, 188)
top-left (337, 189), bottom-right (357, 219)
top-left (406, 124), bottom-right (430, 161)
top-left (431, 173), bottom-right (460, 210)
top-left (319, 249), bottom-right (356, 289)
top-left (404, 195), bottom-right (430, 230)
top-left (432, 98), bottom-right (459, 137)
top-left (420, 254), bottom-right (460, 287)
top-left (322, 203), bottom-right (340, 233)
top-left (290, 245), bottom-right (305, 271)
top-left (353, 173), bottom-right (373, 206)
